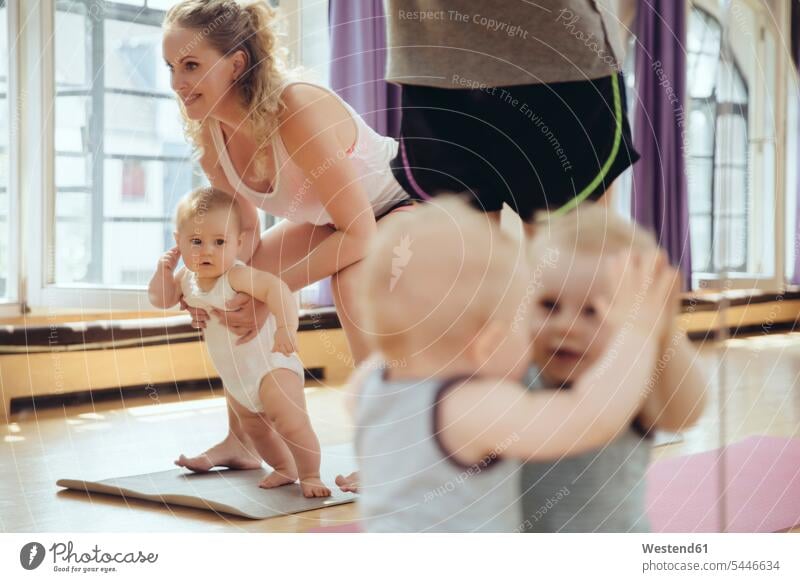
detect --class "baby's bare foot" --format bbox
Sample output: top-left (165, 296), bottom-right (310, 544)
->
top-left (335, 471), bottom-right (359, 493)
top-left (259, 467), bottom-right (298, 489)
top-left (174, 434), bottom-right (262, 472)
top-left (300, 476), bottom-right (331, 498)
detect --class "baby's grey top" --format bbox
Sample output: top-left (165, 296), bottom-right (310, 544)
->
top-left (355, 368), bottom-right (524, 532)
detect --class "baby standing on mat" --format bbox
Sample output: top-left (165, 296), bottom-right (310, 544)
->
top-left (148, 187), bottom-right (330, 498)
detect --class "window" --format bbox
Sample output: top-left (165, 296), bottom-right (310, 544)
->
top-left (298, 0), bottom-right (331, 86)
top-left (47, 0), bottom-right (330, 298)
top-left (619, 2), bottom-right (780, 289)
top-left (0, 0), bottom-right (13, 304)
top-left (122, 160), bottom-right (147, 201)
top-left (52, 1), bottom-right (200, 288)
top-left (617, 6), bottom-right (753, 275)
top-left (685, 2), bottom-right (778, 286)
top-left (686, 7), bottom-right (749, 275)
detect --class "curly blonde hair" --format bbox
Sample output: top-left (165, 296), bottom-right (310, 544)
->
top-left (164, 0), bottom-right (289, 180)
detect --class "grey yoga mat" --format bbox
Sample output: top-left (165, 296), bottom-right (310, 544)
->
top-left (56, 444), bottom-right (357, 519)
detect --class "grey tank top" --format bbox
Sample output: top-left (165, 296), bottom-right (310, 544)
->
top-left (355, 368), bottom-right (523, 532)
top-left (520, 366), bottom-right (652, 532)
top-left (384, 0), bottom-right (626, 87)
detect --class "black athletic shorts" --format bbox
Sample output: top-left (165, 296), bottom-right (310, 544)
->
top-left (390, 74), bottom-right (640, 222)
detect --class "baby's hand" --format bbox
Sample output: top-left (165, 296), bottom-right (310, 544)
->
top-left (601, 248), bottom-right (674, 340)
top-left (272, 326), bottom-right (298, 355)
top-left (635, 251), bottom-right (678, 340)
top-left (158, 246), bottom-right (181, 272)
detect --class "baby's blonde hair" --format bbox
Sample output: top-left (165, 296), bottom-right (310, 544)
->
top-left (175, 187), bottom-right (242, 232)
top-left (531, 203), bottom-right (657, 258)
top-left (165, 0), bottom-right (289, 181)
top-left (360, 196), bottom-right (529, 360)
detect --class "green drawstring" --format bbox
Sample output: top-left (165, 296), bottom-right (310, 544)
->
top-left (552, 74), bottom-right (623, 217)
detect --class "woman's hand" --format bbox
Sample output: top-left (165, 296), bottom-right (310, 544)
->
top-left (180, 297), bottom-right (210, 330)
top-left (212, 292), bottom-right (270, 345)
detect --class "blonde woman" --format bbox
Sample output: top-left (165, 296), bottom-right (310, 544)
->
top-left (162, 0), bottom-right (413, 472)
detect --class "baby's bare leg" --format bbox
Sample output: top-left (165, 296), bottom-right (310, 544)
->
top-left (250, 423), bottom-right (299, 487)
top-left (229, 396), bottom-right (298, 488)
top-left (174, 394), bottom-right (262, 472)
top-left (259, 369), bottom-right (331, 498)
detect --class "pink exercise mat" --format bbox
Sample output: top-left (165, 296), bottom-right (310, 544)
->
top-left (309, 436), bottom-right (800, 533)
top-left (646, 435), bottom-right (800, 533)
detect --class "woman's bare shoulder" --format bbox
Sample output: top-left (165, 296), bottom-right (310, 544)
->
top-left (279, 82), bottom-right (333, 111)
top-left (278, 83), bottom-right (354, 154)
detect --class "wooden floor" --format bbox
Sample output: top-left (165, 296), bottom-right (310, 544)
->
top-left (2, 333), bottom-right (800, 533)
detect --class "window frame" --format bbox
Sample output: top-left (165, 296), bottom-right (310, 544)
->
top-left (686, 7), bottom-right (750, 276)
top-left (21, 0), bottom-right (311, 311)
top-left (0, 0), bottom-right (20, 316)
top-left (690, 0), bottom-right (787, 292)
top-left (51, 1), bottom-right (195, 289)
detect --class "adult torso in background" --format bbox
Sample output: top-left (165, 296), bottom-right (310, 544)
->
top-left (385, 0), bottom-right (627, 87)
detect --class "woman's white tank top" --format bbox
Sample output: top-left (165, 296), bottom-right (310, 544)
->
top-left (209, 81), bottom-right (408, 226)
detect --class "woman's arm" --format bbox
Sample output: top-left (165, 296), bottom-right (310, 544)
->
top-left (235, 195), bottom-right (263, 264)
top-left (227, 264), bottom-right (299, 354)
top-left (274, 85), bottom-right (377, 284)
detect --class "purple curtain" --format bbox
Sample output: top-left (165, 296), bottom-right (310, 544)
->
top-left (631, 0), bottom-right (693, 290)
top-left (792, 1), bottom-right (800, 285)
top-left (328, 0), bottom-right (402, 137)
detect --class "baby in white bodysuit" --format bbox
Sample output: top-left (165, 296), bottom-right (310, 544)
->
top-left (148, 186), bottom-right (330, 498)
